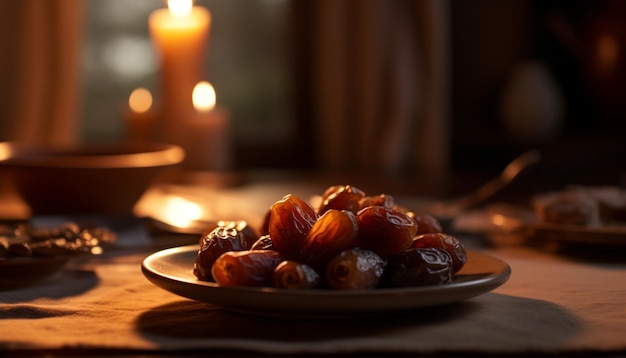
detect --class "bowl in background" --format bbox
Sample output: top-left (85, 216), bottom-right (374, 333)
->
top-left (0, 141), bottom-right (184, 216)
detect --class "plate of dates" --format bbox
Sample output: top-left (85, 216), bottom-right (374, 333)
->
top-left (1, 221), bottom-right (114, 290)
top-left (142, 245), bottom-right (510, 318)
top-left (142, 185), bottom-right (511, 318)
top-left (488, 185), bottom-right (626, 247)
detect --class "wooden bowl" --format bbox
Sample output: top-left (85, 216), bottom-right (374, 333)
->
top-left (0, 141), bottom-right (184, 215)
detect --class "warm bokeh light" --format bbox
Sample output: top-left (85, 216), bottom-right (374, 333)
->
top-left (161, 196), bottom-right (203, 228)
top-left (168, 0), bottom-right (193, 17)
top-left (192, 81), bottom-right (216, 112)
top-left (0, 143), bottom-right (14, 161)
top-left (596, 34), bottom-right (619, 74)
top-left (491, 214), bottom-right (507, 227)
top-left (128, 88), bottom-right (153, 113)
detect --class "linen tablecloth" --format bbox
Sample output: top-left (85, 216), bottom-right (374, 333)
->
top-left (1, 218), bottom-right (625, 356)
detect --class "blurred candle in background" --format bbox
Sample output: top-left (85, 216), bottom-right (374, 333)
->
top-left (125, 88), bottom-right (156, 142)
top-left (149, 0), bottom-right (211, 143)
top-left (183, 81), bottom-right (231, 171)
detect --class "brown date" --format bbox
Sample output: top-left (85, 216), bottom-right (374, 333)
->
top-left (268, 194), bottom-right (318, 260)
top-left (211, 250), bottom-right (284, 287)
top-left (386, 247), bottom-right (453, 287)
top-left (198, 220), bottom-right (258, 249)
top-left (299, 209), bottom-right (359, 270)
top-left (7, 242), bottom-right (32, 257)
top-left (326, 248), bottom-right (385, 289)
top-left (194, 225), bottom-right (248, 281)
top-left (200, 220), bottom-right (259, 249)
top-left (217, 220), bottom-right (259, 249)
top-left (411, 214), bottom-right (443, 235)
top-left (356, 206), bottom-right (417, 257)
top-left (317, 185), bottom-right (365, 215)
top-left (358, 194), bottom-right (395, 210)
top-left (250, 234), bottom-right (274, 251)
top-left (273, 260), bottom-right (321, 289)
top-left (411, 233), bottom-right (466, 273)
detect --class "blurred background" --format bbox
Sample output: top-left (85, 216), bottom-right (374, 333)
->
top-left (1, 0), bottom-right (625, 198)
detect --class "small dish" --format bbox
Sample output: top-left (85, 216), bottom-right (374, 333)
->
top-left (489, 204), bottom-right (626, 247)
top-left (142, 245), bottom-right (511, 318)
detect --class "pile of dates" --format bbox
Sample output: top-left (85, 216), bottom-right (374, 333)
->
top-left (0, 222), bottom-right (115, 259)
top-left (193, 184), bottom-right (466, 290)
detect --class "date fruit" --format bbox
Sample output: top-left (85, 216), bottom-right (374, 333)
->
top-left (211, 250), bottom-right (284, 287)
top-left (273, 260), bottom-right (321, 289)
top-left (217, 220), bottom-right (259, 249)
top-left (250, 234), bottom-right (274, 251)
top-left (299, 209), bottom-right (359, 270)
top-left (199, 220), bottom-right (258, 249)
top-left (193, 225), bottom-right (248, 281)
top-left (411, 233), bottom-right (466, 273)
top-left (411, 214), bottom-right (443, 235)
top-left (317, 185), bottom-right (365, 215)
top-left (326, 248), bottom-right (385, 289)
top-left (358, 194), bottom-right (395, 210)
top-left (268, 194), bottom-right (318, 260)
top-left (356, 206), bottom-right (417, 257)
top-left (386, 247), bottom-right (453, 287)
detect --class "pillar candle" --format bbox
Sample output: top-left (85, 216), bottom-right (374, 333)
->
top-left (125, 88), bottom-right (156, 142)
top-left (149, 1), bottom-right (211, 143)
top-left (185, 106), bottom-right (231, 171)
top-left (183, 81), bottom-right (231, 171)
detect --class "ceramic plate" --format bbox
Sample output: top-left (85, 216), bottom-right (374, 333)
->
top-left (142, 245), bottom-right (511, 318)
top-left (489, 205), bottom-right (626, 247)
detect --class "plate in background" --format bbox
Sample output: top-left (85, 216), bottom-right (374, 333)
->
top-left (489, 204), bottom-right (626, 247)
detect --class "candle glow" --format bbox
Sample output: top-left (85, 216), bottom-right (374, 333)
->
top-left (128, 88), bottom-right (153, 113)
top-left (192, 81), bottom-right (216, 112)
top-left (161, 196), bottom-right (203, 228)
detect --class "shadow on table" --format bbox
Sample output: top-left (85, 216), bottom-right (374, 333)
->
top-left (485, 231), bottom-right (626, 265)
top-left (0, 269), bottom-right (99, 321)
top-left (135, 293), bottom-right (582, 347)
top-left (540, 244), bottom-right (626, 266)
top-left (0, 269), bottom-right (98, 303)
top-left (136, 301), bottom-right (475, 341)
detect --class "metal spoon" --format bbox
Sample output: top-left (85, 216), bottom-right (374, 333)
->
top-left (405, 150), bottom-right (542, 225)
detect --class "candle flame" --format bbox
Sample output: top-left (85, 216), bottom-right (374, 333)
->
top-left (168, 0), bottom-right (193, 17)
top-left (192, 81), bottom-right (216, 112)
top-left (129, 88), bottom-right (153, 113)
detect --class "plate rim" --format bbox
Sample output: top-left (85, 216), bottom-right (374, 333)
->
top-left (142, 245), bottom-right (511, 317)
top-left (489, 204), bottom-right (626, 246)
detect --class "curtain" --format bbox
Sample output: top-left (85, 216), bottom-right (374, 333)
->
top-left (0, 0), bottom-right (83, 146)
top-left (309, 0), bottom-right (451, 179)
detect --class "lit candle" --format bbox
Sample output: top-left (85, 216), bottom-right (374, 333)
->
top-left (125, 88), bottom-right (156, 142)
top-left (183, 81), bottom-right (231, 171)
top-left (149, 0), bottom-right (211, 142)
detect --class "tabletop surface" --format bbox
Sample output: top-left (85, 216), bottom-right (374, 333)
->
top-left (1, 174), bottom-right (625, 357)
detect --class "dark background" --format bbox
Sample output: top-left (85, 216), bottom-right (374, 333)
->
top-left (281, 0), bottom-right (626, 197)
